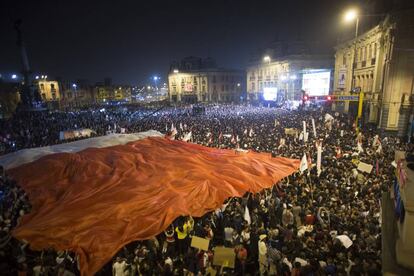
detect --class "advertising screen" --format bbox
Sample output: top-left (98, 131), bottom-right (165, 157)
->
top-left (263, 87), bottom-right (278, 101)
top-left (302, 71), bottom-right (330, 96)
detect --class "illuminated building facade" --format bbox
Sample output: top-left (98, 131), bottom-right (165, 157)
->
top-left (94, 85), bottom-right (132, 103)
top-left (247, 51), bottom-right (333, 102)
top-left (168, 57), bottom-right (244, 103)
top-left (36, 80), bottom-right (61, 101)
top-left (332, 10), bottom-right (414, 135)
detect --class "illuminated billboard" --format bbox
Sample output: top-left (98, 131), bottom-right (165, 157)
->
top-left (263, 87), bottom-right (278, 101)
top-left (302, 71), bottom-right (331, 96)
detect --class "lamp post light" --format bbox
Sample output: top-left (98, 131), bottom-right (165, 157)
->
top-left (72, 84), bottom-right (78, 107)
top-left (344, 9), bottom-right (359, 91)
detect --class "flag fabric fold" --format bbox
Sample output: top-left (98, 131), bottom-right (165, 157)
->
top-left (10, 137), bottom-right (299, 276)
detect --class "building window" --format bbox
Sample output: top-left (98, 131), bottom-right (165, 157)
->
top-left (373, 43), bottom-right (377, 58)
top-left (51, 83), bottom-right (55, 89)
top-left (342, 54), bottom-right (346, 65)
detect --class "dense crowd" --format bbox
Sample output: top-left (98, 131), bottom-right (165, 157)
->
top-left (0, 103), bottom-right (407, 275)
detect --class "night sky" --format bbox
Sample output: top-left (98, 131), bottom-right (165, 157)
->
top-left (1, 0), bottom-right (392, 85)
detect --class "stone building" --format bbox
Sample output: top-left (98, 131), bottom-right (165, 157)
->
top-left (332, 9), bottom-right (414, 135)
top-left (168, 57), bottom-right (244, 103)
top-left (246, 41), bottom-right (333, 102)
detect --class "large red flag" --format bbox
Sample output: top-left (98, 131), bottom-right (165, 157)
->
top-left (10, 137), bottom-right (299, 275)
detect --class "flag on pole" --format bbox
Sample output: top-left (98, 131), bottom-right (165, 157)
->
top-left (244, 206), bottom-right (251, 225)
top-left (231, 134), bottom-right (236, 144)
top-left (300, 153), bottom-right (308, 173)
top-left (303, 121), bottom-right (308, 142)
top-left (312, 118), bottom-right (317, 138)
top-left (218, 132), bottom-right (223, 143)
top-left (170, 124), bottom-right (177, 140)
top-left (183, 131), bottom-right (192, 142)
top-left (317, 143), bottom-right (322, 177)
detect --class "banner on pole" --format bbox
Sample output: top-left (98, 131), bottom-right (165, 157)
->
top-left (312, 118), bottom-right (317, 138)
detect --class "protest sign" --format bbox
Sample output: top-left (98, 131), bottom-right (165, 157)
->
top-left (190, 236), bottom-right (210, 251)
top-left (357, 162), bottom-right (373, 174)
top-left (213, 246), bottom-right (235, 268)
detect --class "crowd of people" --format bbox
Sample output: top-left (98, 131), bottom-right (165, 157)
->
top-left (0, 103), bottom-right (406, 275)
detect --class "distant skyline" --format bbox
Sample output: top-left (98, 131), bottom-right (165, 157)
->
top-left (0, 0), bottom-right (395, 84)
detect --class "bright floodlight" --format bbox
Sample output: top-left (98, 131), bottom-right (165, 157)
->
top-left (147, 86), bottom-right (151, 90)
top-left (344, 9), bottom-right (358, 22)
top-left (11, 74), bottom-right (17, 79)
top-left (237, 83), bottom-right (241, 87)
top-left (72, 84), bottom-right (77, 88)
top-left (35, 76), bottom-right (39, 79)
top-left (173, 69), bottom-right (179, 73)
top-left (153, 76), bottom-right (159, 81)
top-left (263, 56), bottom-right (271, 62)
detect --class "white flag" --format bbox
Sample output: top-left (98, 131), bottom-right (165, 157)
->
top-left (312, 118), bottom-right (317, 138)
top-left (357, 141), bottom-right (364, 153)
top-left (183, 131), bottom-right (192, 142)
top-left (317, 143), bottom-right (322, 177)
top-left (170, 124), bottom-right (177, 139)
top-left (249, 128), bottom-right (254, 137)
top-left (244, 206), bottom-right (251, 225)
top-left (303, 121), bottom-right (308, 142)
top-left (300, 153), bottom-right (308, 173)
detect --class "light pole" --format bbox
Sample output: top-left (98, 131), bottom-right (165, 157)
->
top-left (344, 9), bottom-right (359, 91)
top-left (344, 9), bottom-right (363, 130)
top-left (72, 83), bottom-right (78, 107)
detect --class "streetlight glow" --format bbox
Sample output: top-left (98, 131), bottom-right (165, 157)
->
top-left (263, 56), bottom-right (271, 62)
top-left (344, 9), bottom-right (358, 22)
top-left (173, 69), bottom-right (179, 73)
top-left (11, 74), bottom-right (17, 79)
top-left (72, 84), bottom-right (77, 88)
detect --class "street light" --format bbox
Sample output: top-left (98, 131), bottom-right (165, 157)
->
top-left (344, 9), bottom-right (358, 22)
top-left (11, 74), bottom-right (17, 79)
top-left (72, 84), bottom-right (78, 107)
top-left (343, 8), bottom-right (359, 91)
top-left (263, 56), bottom-right (271, 63)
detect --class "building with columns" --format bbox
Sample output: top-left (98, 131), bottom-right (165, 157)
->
top-left (168, 57), bottom-right (244, 103)
top-left (332, 9), bottom-right (414, 136)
